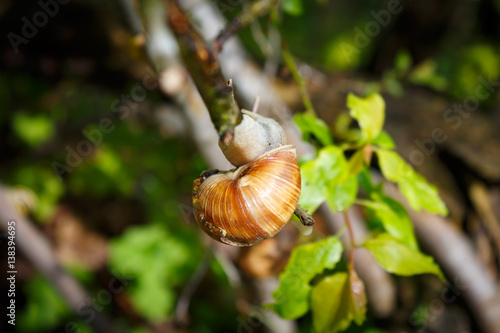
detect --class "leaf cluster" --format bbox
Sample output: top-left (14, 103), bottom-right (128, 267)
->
top-left (269, 93), bottom-right (447, 332)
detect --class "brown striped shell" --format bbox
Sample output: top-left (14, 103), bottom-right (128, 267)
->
top-left (192, 145), bottom-right (301, 246)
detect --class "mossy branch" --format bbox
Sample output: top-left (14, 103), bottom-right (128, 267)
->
top-left (166, 0), bottom-right (241, 144)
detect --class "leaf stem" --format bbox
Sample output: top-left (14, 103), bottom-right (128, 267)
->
top-left (349, 246), bottom-right (356, 275)
top-left (282, 47), bottom-right (317, 116)
top-left (343, 210), bottom-right (356, 246)
top-left (343, 210), bottom-right (356, 273)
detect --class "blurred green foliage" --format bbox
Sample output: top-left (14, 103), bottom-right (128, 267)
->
top-left (12, 112), bottom-right (55, 147)
top-left (19, 275), bottom-right (71, 332)
top-left (2, 0), bottom-right (499, 332)
top-left (109, 224), bottom-right (203, 321)
top-left (19, 275), bottom-right (93, 333)
top-left (1, 71), bottom-right (211, 330)
top-left (234, 0), bottom-right (500, 104)
top-left (9, 165), bottom-right (63, 221)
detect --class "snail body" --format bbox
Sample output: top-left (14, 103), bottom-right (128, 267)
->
top-left (218, 110), bottom-right (286, 167)
top-left (193, 145), bottom-right (301, 246)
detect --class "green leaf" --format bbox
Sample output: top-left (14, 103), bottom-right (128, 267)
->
top-left (360, 193), bottom-right (418, 249)
top-left (375, 150), bottom-right (448, 215)
top-left (363, 233), bottom-right (444, 280)
top-left (311, 273), bottom-right (347, 333)
top-left (394, 50), bottom-right (412, 76)
top-left (326, 175), bottom-right (358, 213)
top-left (376, 149), bottom-right (414, 181)
top-left (371, 130), bottom-right (395, 149)
top-left (269, 236), bottom-right (343, 319)
top-left (299, 160), bottom-right (327, 212)
top-left (12, 112), bottom-right (55, 147)
top-left (311, 269), bottom-right (367, 333)
top-left (408, 60), bottom-right (448, 91)
top-left (317, 146), bottom-right (360, 213)
top-left (324, 35), bottom-right (363, 70)
top-left (283, 0), bottom-right (303, 15)
top-left (333, 111), bottom-right (354, 139)
top-left (315, 146), bottom-right (350, 183)
top-left (399, 172), bottom-right (448, 216)
top-left (347, 93), bottom-right (385, 141)
top-left (298, 146), bottom-right (350, 213)
top-left (348, 149), bottom-right (365, 176)
top-left (294, 113), bottom-right (333, 146)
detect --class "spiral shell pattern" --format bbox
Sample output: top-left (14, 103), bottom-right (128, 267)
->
top-left (192, 145), bottom-right (301, 246)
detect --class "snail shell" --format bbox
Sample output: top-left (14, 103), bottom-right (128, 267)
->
top-left (192, 145), bottom-right (301, 246)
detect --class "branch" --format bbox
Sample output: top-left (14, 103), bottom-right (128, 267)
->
top-left (140, 0), bottom-right (232, 170)
top-left (116, 0), bottom-right (144, 36)
top-left (166, 0), bottom-right (242, 144)
top-left (469, 181), bottom-right (500, 268)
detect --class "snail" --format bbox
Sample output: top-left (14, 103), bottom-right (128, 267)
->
top-left (192, 109), bottom-right (303, 246)
top-left (217, 110), bottom-right (287, 166)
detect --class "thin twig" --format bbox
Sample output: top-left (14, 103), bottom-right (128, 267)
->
top-left (214, 248), bottom-right (243, 290)
top-left (343, 210), bottom-right (357, 275)
top-left (117, 0), bottom-right (145, 36)
top-left (343, 210), bottom-right (356, 246)
top-left (174, 253), bottom-right (211, 326)
top-left (214, 0), bottom-right (281, 52)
